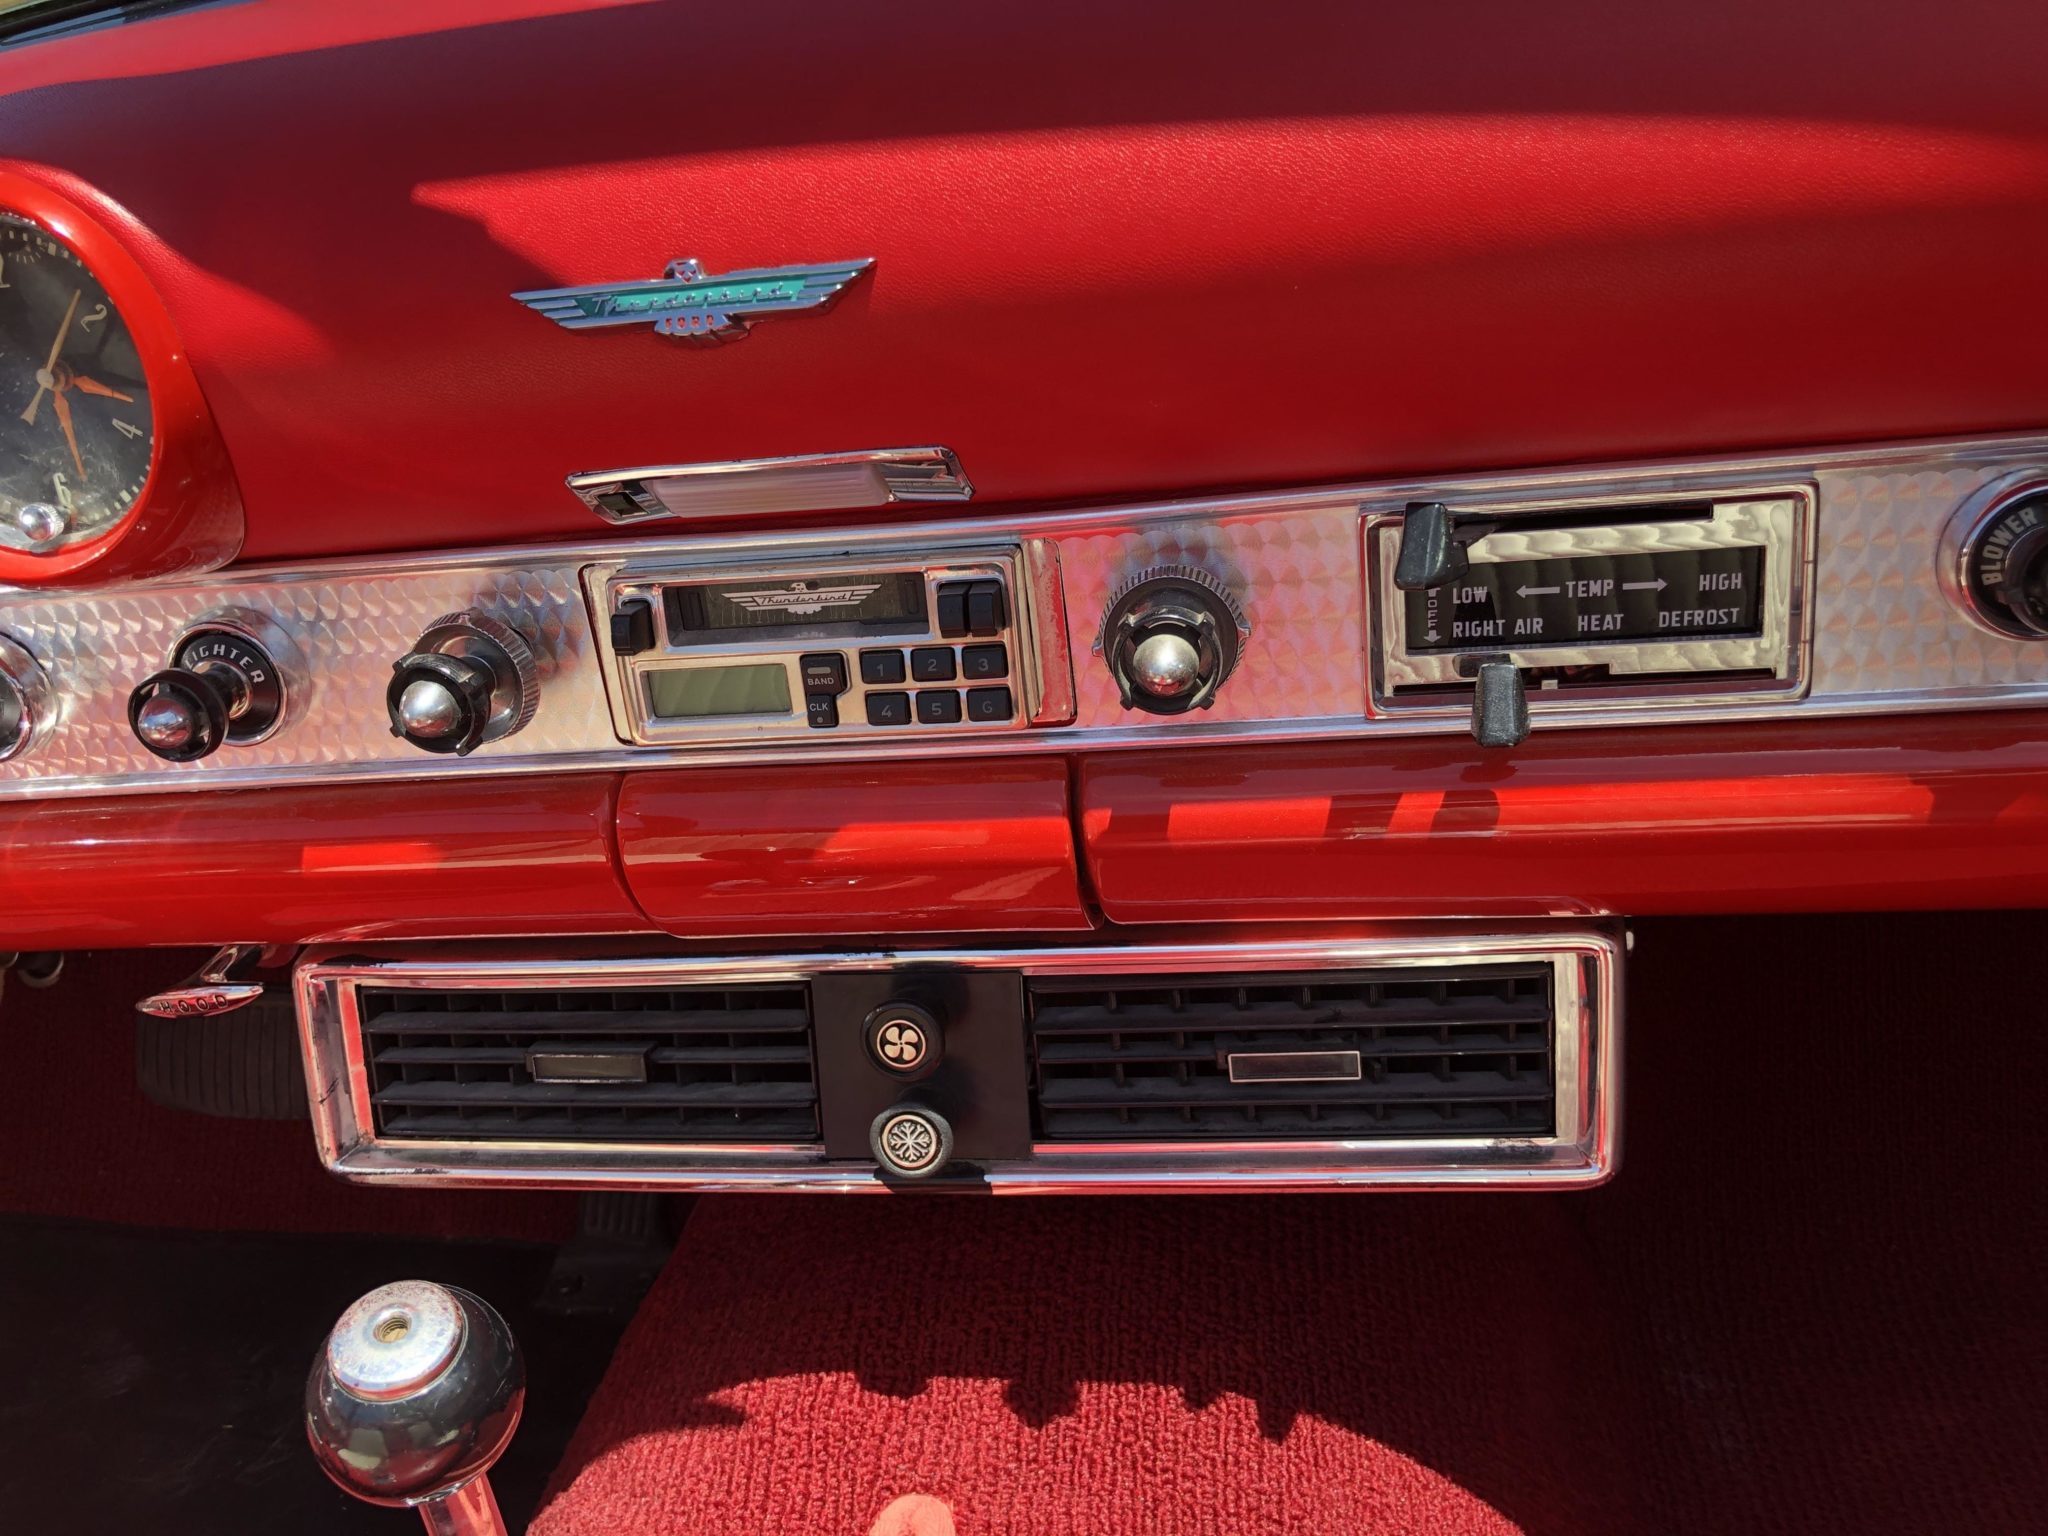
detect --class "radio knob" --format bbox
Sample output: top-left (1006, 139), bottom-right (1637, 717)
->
top-left (387, 610), bottom-right (540, 756)
top-left (1100, 566), bottom-right (1247, 714)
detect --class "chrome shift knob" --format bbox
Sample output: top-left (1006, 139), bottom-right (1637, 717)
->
top-left (306, 1281), bottom-right (524, 1536)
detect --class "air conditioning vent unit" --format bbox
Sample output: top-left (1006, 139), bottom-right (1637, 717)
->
top-left (355, 982), bottom-right (819, 1145)
top-left (1027, 966), bottom-right (1554, 1142)
top-left (298, 934), bottom-right (1615, 1191)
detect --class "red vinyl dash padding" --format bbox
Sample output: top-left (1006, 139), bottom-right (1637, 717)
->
top-left (533, 915), bottom-right (2048, 1536)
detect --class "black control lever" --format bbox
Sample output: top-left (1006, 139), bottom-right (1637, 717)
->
top-left (1393, 501), bottom-right (1471, 591)
top-left (1464, 656), bottom-right (1531, 749)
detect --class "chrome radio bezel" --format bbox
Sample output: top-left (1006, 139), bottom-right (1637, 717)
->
top-left (586, 543), bottom-right (1061, 747)
top-left (1365, 487), bottom-right (1815, 715)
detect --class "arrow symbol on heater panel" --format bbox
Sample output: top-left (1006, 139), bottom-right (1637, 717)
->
top-left (1516, 584), bottom-right (1561, 598)
top-left (1622, 578), bottom-right (1668, 592)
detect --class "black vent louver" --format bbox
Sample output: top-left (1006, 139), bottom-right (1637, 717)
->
top-left (359, 983), bottom-right (819, 1144)
top-left (1028, 965), bottom-right (1554, 1141)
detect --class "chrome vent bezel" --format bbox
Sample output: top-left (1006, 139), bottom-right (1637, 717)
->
top-left (298, 932), bottom-right (1618, 1192)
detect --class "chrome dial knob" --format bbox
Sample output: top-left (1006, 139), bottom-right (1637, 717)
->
top-left (387, 611), bottom-right (540, 756)
top-left (1099, 565), bottom-right (1248, 715)
top-left (1129, 631), bottom-right (1202, 700)
top-left (396, 677), bottom-right (466, 739)
top-left (1945, 480), bottom-right (2048, 639)
top-left (135, 690), bottom-right (201, 752)
top-left (127, 668), bottom-right (232, 761)
top-left (126, 610), bottom-right (296, 761)
top-left (10, 501), bottom-right (68, 548)
top-left (0, 634), bottom-right (51, 762)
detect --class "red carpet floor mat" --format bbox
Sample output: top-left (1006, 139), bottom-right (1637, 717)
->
top-left (532, 915), bottom-right (2048, 1536)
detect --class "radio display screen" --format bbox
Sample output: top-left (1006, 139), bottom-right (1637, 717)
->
top-left (666, 571), bottom-right (927, 639)
top-left (1402, 545), bottom-right (1766, 652)
top-left (644, 664), bottom-right (793, 719)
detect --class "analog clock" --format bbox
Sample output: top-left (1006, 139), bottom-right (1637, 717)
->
top-left (1, 210), bottom-right (155, 550)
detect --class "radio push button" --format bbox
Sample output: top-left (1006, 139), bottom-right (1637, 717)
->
top-left (799, 653), bottom-right (848, 695)
top-left (909, 647), bottom-right (956, 682)
top-left (960, 643), bottom-right (1008, 680)
top-left (865, 691), bottom-right (912, 726)
top-left (916, 690), bottom-right (962, 724)
top-left (800, 652), bottom-right (848, 729)
top-left (610, 599), bottom-right (657, 656)
top-left (965, 582), bottom-right (1007, 636)
top-left (859, 649), bottom-right (907, 685)
top-left (965, 686), bottom-right (1013, 722)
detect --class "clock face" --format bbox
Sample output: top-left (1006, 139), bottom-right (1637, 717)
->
top-left (0, 211), bottom-right (155, 549)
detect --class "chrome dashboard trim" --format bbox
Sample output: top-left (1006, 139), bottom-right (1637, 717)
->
top-left (5, 430), bottom-right (2048, 799)
top-left (296, 931), bottom-right (1619, 1194)
top-left (567, 447), bottom-right (971, 525)
top-left (1368, 489), bottom-right (1810, 712)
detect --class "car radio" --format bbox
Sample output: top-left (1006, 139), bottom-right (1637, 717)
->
top-left (586, 544), bottom-right (1063, 747)
top-left (1365, 489), bottom-right (1813, 717)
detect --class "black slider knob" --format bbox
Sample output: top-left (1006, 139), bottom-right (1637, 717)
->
top-left (1469, 657), bottom-right (1531, 749)
top-left (127, 668), bottom-right (234, 762)
top-left (306, 1280), bottom-right (523, 1536)
top-left (1393, 501), bottom-right (1471, 591)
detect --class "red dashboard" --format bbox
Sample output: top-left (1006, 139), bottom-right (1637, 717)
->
top-left (1, 0), bottom-right (2047, 1202)
top-left (4, 0), bottom-right (2048, 564)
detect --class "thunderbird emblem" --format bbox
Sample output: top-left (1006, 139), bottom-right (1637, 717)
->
top-left (512, 257), bottom-right (873, 343)
top-left (724, 582), bottom-right (882, 616)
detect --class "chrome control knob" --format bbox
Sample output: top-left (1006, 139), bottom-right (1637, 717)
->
top-left (306, 1280), bottom-right (523, 1536)
top-left (127, 612), bottom-right (294, 761)
top-left (1099, 565), bottom-right (1248, 715)
top-left (1129, 631), bottom-right (1202, 701)
top-left (0, 634), bottom-right (51, 762)
top-left (387, 611), bottom-right (539, 757)
top-left (1945, 481), bottom-right (2048, 639)
top-left (128, 667), bottom-right (233, 761)
top-left (397, 677), bottom-right (467, 739)
top-left (10, 500), bottom-right (68, 548)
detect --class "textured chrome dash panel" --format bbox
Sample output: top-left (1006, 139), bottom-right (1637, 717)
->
top-left (1809, 463), bottom-right (2046, 701)
top-left (0, 557), bottom-right (611, 794)
top-left (3, 432), bottom-right (2048, 801)
top-left (1059, 505), bottom-right (1368, 731)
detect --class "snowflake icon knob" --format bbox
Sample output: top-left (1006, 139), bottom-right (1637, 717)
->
top-left (870, 1104), bottom-right (954, 1180)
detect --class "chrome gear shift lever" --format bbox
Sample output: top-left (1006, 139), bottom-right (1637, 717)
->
top-left (306, 1281), bottom-right (525, 1535)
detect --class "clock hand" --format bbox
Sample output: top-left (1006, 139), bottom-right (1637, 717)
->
top-left (52, 387), bottom-right (86, 482)
top-left (19, 287), bottom-right (82, 427)
top-left (70, 375), bottom-right (133, 403)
